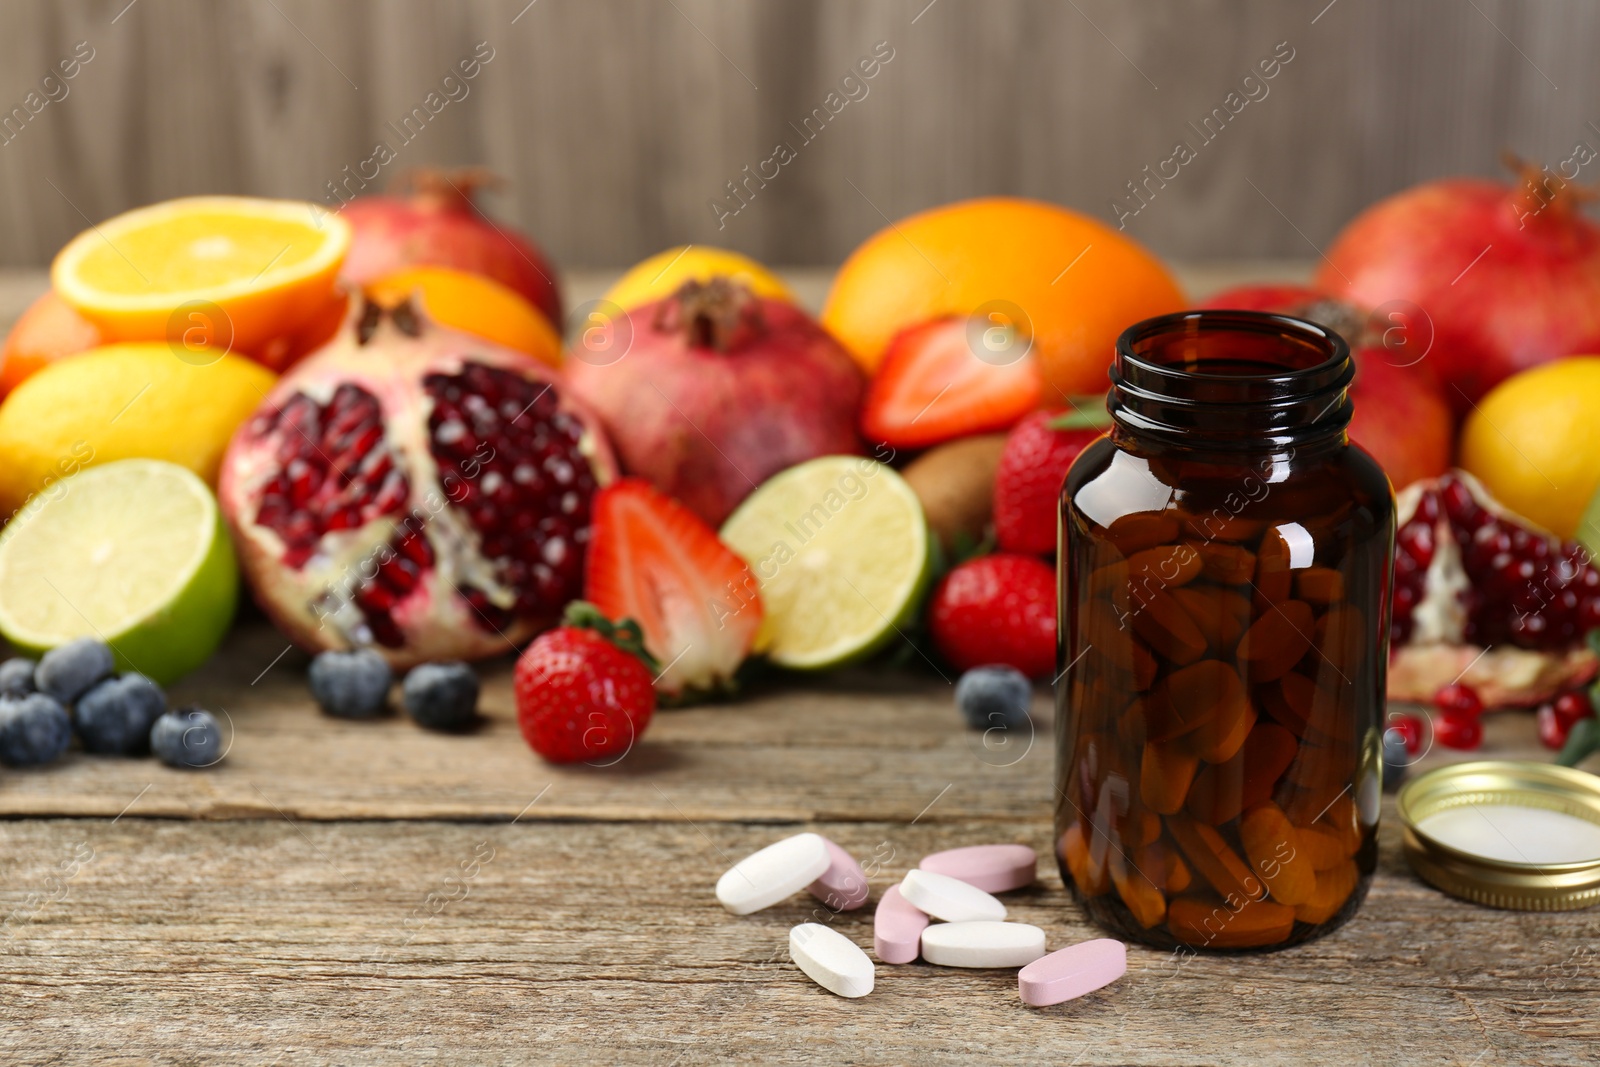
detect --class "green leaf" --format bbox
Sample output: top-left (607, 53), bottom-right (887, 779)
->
top-left (1555, 717), bottom-right (1600, 768)
top-left (562, 600), bottom-right (661, 672)
top-left (1048, 394), bottom-right (1112, 432)
top-left (1576, 479), bottom-right (1600, 565)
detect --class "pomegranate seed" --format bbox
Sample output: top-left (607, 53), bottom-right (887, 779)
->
top-left (1510, 611), bottom-right (1553, 646)
top-left (1433, 682), bottom-right (1484, 718)
top-left (1435, 712), bottom-right (1483, 750)
top-left (1397, 522), bottom-right (1436, 568)
top-left (1442, 478), bottom-right (1487, 530)
top-left (356, 581), bottom-right (397, 613)
top-left (398, 529), bottom-right (433, 568)
top-left (376, 554), bottom-right (420, 594)
top-left (1414, 490), bottom-right (1441, 525)
top-left (1537, 704), bottom-right (1570, 750)
top-left (367, 612), bottom-right (406, 648)
top-left (1386, 712), bottom-right (1425, 755)
top-left (371, 471), bottom-right (408, 513)
top-left (1553, 689), bottom-right (1594, 727)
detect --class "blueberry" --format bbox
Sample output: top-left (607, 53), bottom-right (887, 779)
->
top-left (0, 657), bottom-right (36, 698)
top-left (401, 662), bottom-right (480, 731)
top-left (75, 674), bottom-right (168, 755)
top-left (955, 666), bottom-right (1033, 731)
top-left (150, 707), bottom-right (224, 768)
top-left (35, 638), bottom-right (114, 705)
top-left (1382, 729), bottom-right (1410, 793)
top-left (308, 649), bottom-right (392, 718)
top-left (0, 694), bottom-right (72, 766)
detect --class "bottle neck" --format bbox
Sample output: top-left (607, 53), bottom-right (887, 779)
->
top-left (1109, 310), bottom-right (1354, 454)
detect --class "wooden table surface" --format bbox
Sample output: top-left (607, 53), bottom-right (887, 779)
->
top-left (2, 266), bottom-right (1597, 1066)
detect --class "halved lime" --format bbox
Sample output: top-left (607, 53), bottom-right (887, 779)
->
top-left (0, 459), bottom-right (238, 684)
top-left (720, 455), bottom-right (931, 670)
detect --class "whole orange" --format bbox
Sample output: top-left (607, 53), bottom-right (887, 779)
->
top-left (364, 265), bottom-right (562, 369)
top-left (1, 290), bottom-right (102, 398)
top-left (821, 197), bottom-right (1185, 398)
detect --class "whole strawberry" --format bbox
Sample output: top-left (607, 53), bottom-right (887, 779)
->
top-left (929, 553), bottom-right (1057, 678)
top-left (514, 603), bottom-right (657, 765)
top-left (994, 404), bottom-right (1107, 557)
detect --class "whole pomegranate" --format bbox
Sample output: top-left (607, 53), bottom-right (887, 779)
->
top-left (1388, 469), bottom-right (1599, 707)
top-left (1202, 284), bottom-right (1453, 491)
top-left (338, 168), bottom-right (563, 329)
top-left (219, 300), bottom-right (614, 667)
top-left (1316, 157), bottom-right (1600, 412)
top-left (562, 278), bottom-right (867, 526)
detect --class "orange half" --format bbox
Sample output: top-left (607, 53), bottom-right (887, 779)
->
top-left (52, 196), bottom-right (351, 356)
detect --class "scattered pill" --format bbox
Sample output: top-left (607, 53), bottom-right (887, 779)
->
top-left (899, 868), bottom-right (1006, 923)
top-left (1018, 938), bottom-right (1127, 1007)
top-left (921, 921), bottom-right (1047, 968)
top-left (790, 923), bottom-right (875, 998)
top-left (716, 832), bottom-right (830, 915)
top-left (807, 837), bottom-right (871, 911)
top-left (873, 885), bottom-right (929, 964)
top-left (918, 844), bottom-right (1037, 894)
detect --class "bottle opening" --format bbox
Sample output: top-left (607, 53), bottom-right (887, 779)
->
top-left (1110, 310), bottom-right (1354, 447)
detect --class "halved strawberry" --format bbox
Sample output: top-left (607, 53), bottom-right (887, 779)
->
top-left (584, 478), bottom-right (763, 699)
top-left (861, 317), bottom-right (1043, 449)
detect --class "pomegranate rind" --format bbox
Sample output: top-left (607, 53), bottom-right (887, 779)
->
top-left (1388, 644), bottom-right (1598, 709)
top-left (563, 287), bottom-right (866, 527)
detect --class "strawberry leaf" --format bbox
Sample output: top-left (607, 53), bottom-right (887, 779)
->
top-left (1047, 394), bottom-right (1112, 432)
top-left (563, 600), bottom-right (661, 672)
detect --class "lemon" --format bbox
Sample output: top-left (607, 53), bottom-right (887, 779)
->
top-left (0, 342), bottom-right (275, 518)
top-left (1459, 357), bottom-right (1600, 540)
top-left (52, 196), bottom-right (350, 355)
top-left (602, 246), bottom-right (794, 310)
top-left (719, 456), bottom-right (931, 670)
top-left (0, 459), bottom-right (238, 684)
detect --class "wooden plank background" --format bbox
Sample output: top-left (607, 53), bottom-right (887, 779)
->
top-left (0, 0), bottom-right (1595, 272)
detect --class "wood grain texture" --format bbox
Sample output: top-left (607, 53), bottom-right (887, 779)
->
top-left (0, 617), bottom-right (1552, 826)
top-left (0, 1), bottom-right (1595, 269)
top-left (0, 815), bottom-right (1595, 1065)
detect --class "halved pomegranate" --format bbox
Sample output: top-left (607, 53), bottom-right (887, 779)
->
top-left (219, 300), bottom-right (615, 667)
top-left (1388, 469), bottom-right (1599, 706)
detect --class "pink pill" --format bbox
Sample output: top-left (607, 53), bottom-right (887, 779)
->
top-left (918, 844), bottom-right (1037, 893)
top-left (807, 837), bottom-right (870, 911)
top-left (872, 885), bottom-right (929, 964)
top-left (1018, 938), bottom-right (1127, 1007)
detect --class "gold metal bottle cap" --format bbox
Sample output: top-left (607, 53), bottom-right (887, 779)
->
top-left (1396, 760), bottom-right (1600, 911)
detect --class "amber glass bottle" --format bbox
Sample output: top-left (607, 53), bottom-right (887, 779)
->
top-left (1055, 310), bottom-right (1394, 951)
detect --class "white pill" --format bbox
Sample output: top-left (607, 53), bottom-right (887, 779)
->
top-left (921, 921), bottom-right (1047, 968)
top-left (790, 922), bottom-right (875, 998)
top-left (899, 868), bottom-right (1007, 923)
top-left (717, 833), bottom-right (831, 915)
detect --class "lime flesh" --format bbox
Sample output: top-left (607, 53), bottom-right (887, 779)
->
top-left (0, 459), bottom-right (237, 684)
top-left (720, 455), bottom-right (931, 670)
